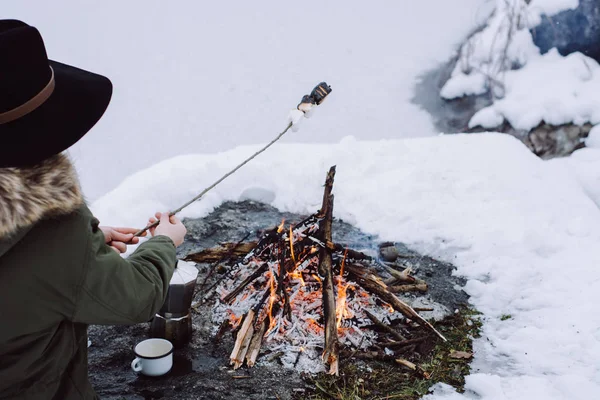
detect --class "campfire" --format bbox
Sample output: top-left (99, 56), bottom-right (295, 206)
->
top-left (186, 167), bottom-right (446, 376)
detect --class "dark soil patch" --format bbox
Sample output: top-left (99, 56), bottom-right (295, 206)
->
top-left (88, 201), bottom-right (469, 399)
top-left (305, 308), bottom-right (482, 400)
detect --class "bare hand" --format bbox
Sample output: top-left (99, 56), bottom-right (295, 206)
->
top-left (100, 226), bottom-right (145, 254)
top-left (147, 212), bottom-right (187, 247)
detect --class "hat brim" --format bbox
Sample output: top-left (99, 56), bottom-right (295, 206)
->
top-left (1, 60), bottom-right (112, 168)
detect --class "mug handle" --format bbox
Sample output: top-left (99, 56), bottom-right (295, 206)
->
top-left (131, 357), bottom-right (142, 372)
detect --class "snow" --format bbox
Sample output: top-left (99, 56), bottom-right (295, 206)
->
top-left (442, 0), bottom-right (600, 131)
top-left (550, 147), bottom-right (600, 209)
top-left (2, 0), bottom-right (487, 200)
top-left (585, 124), bottom-right (600, 149)
top-left (93, 133), bottom-right (600, 399)
top-left (469, 49), bottom-right (600, 130)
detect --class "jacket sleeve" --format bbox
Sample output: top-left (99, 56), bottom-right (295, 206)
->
top-left (71, 216), bottom-right (177, 325)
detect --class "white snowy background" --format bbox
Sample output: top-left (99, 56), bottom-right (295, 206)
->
top-left (3, 0), bottom-right (490, 199)
top-left (5, 1), bottom-right (600, 399)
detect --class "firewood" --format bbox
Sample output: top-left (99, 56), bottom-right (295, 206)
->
top-left (277, 249), bottom-right (292, 320)
top-left (395, 358), bottom-right (430, 379)
top-left (230, 310), bottom-right (256, 368)
top-left (318, 167), bottom-right (340, 376)
top-left (317, 166), bottom-right (336, 218)
top-left (389, 283), bottom-right (428, 293)
top-left (364, 310), bottom-right (406, 341)
top-left (246, 319), bottom-right (269, 367)
top-left (223, 263), bottom-right (268, 304)
top-left (234, 324), bottom-right (255, 370)
top-left (185, 241), bottom-right (257, 263)
top-left (193, 233), bottom-right (253, 295)
top-left (378, 337), bottom-right (427, 348)
top-left (340, 350), bottom-right (395, 362)
top-left (345, 263), bottom-right (447, 342)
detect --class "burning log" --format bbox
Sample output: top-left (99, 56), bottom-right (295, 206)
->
top-left (318, 168), bottom-right (339, 375)
top-left (246, 319), bottom-right (269, 367)
top-left (345, 263), bottom-right (446, 342)
top-left (277, 249), bottom-right (292, 320)
top-left (230, 310), bottom-right (256, 369)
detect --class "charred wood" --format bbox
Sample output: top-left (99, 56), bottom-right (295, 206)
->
top-left (318, 167), bottom-right (340, 376)
top-left (246, 319), bottom-right (269, 367)
top-left (364, 309), bottom-right (406, 341)
top-left (223, 263), bottom-right (268, 304)
top-left (389, 283), bottom-right (428, 293)
top-left (345, 263), bottom-right (446, 342)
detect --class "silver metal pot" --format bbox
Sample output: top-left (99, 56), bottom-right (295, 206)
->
top-left (150, 260), bottom-right (199, 348)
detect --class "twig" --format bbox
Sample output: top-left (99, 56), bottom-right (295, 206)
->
top-left (365, 310), bottom-right (406, 341)
top-left (193, 232), bottom-right (252, 295)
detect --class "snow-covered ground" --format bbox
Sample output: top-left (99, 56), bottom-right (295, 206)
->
top-left (2, 0), bottom-right (489, 199)
top-left (93, 133), bottom-right (600, 399)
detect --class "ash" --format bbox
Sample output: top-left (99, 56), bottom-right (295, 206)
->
top-left (88, 201), bottom-right (467, 399)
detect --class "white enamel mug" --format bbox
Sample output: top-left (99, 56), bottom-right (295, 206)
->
top-left (131, 338), bottom-right (174, 376)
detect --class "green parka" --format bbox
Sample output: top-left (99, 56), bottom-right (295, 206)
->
top-left (0, 154), bottom-right (177, 399)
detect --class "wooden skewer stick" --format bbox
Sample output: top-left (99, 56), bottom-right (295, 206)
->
top-left (132, 82), bottom-right (332, 238)
top-left (132, 122), bottom-right (293, 238)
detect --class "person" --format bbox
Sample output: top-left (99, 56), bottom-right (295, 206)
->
top-left (0, 20), bottom-right (187, 399)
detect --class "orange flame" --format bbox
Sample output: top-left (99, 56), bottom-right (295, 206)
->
top-left (335, 250), bottom-right (352, 330)
top-left (305, 318), bottom-right (323, 334)
top-left (277, 219), bottom-right (285, 233)
top-left (336, 283), bottom-right (353, 329)
top-left (265, 267), bottom-right (279, 335)
top-left (290, 270), bottom-right (306, 286)
top-left (227, 311), bottom-right (243, 330)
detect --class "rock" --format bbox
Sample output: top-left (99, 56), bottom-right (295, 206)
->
top-left (523, 123), bottom-right (589, 159)
top-left (379, 242), bottom-right (399, 262)
top-left (531, 0), bottom-right (600, 62)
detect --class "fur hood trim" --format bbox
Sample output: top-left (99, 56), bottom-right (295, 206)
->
top-left (0, 154), bottom-right (83, 239)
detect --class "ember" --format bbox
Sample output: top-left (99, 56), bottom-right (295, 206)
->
top-left (187, 167), bottom-right (446, 376)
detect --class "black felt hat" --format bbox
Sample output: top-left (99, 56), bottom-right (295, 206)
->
top-left (0, 20), bottom-right (112, 168)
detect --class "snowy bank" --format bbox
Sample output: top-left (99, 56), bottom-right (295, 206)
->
top-left (442, 0), bottom-right (600, 133)
top-left (93, 133), bottom-right (600, 399)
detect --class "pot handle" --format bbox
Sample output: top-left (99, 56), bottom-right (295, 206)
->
top-left (131, 357), bottom-right (142, 372)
